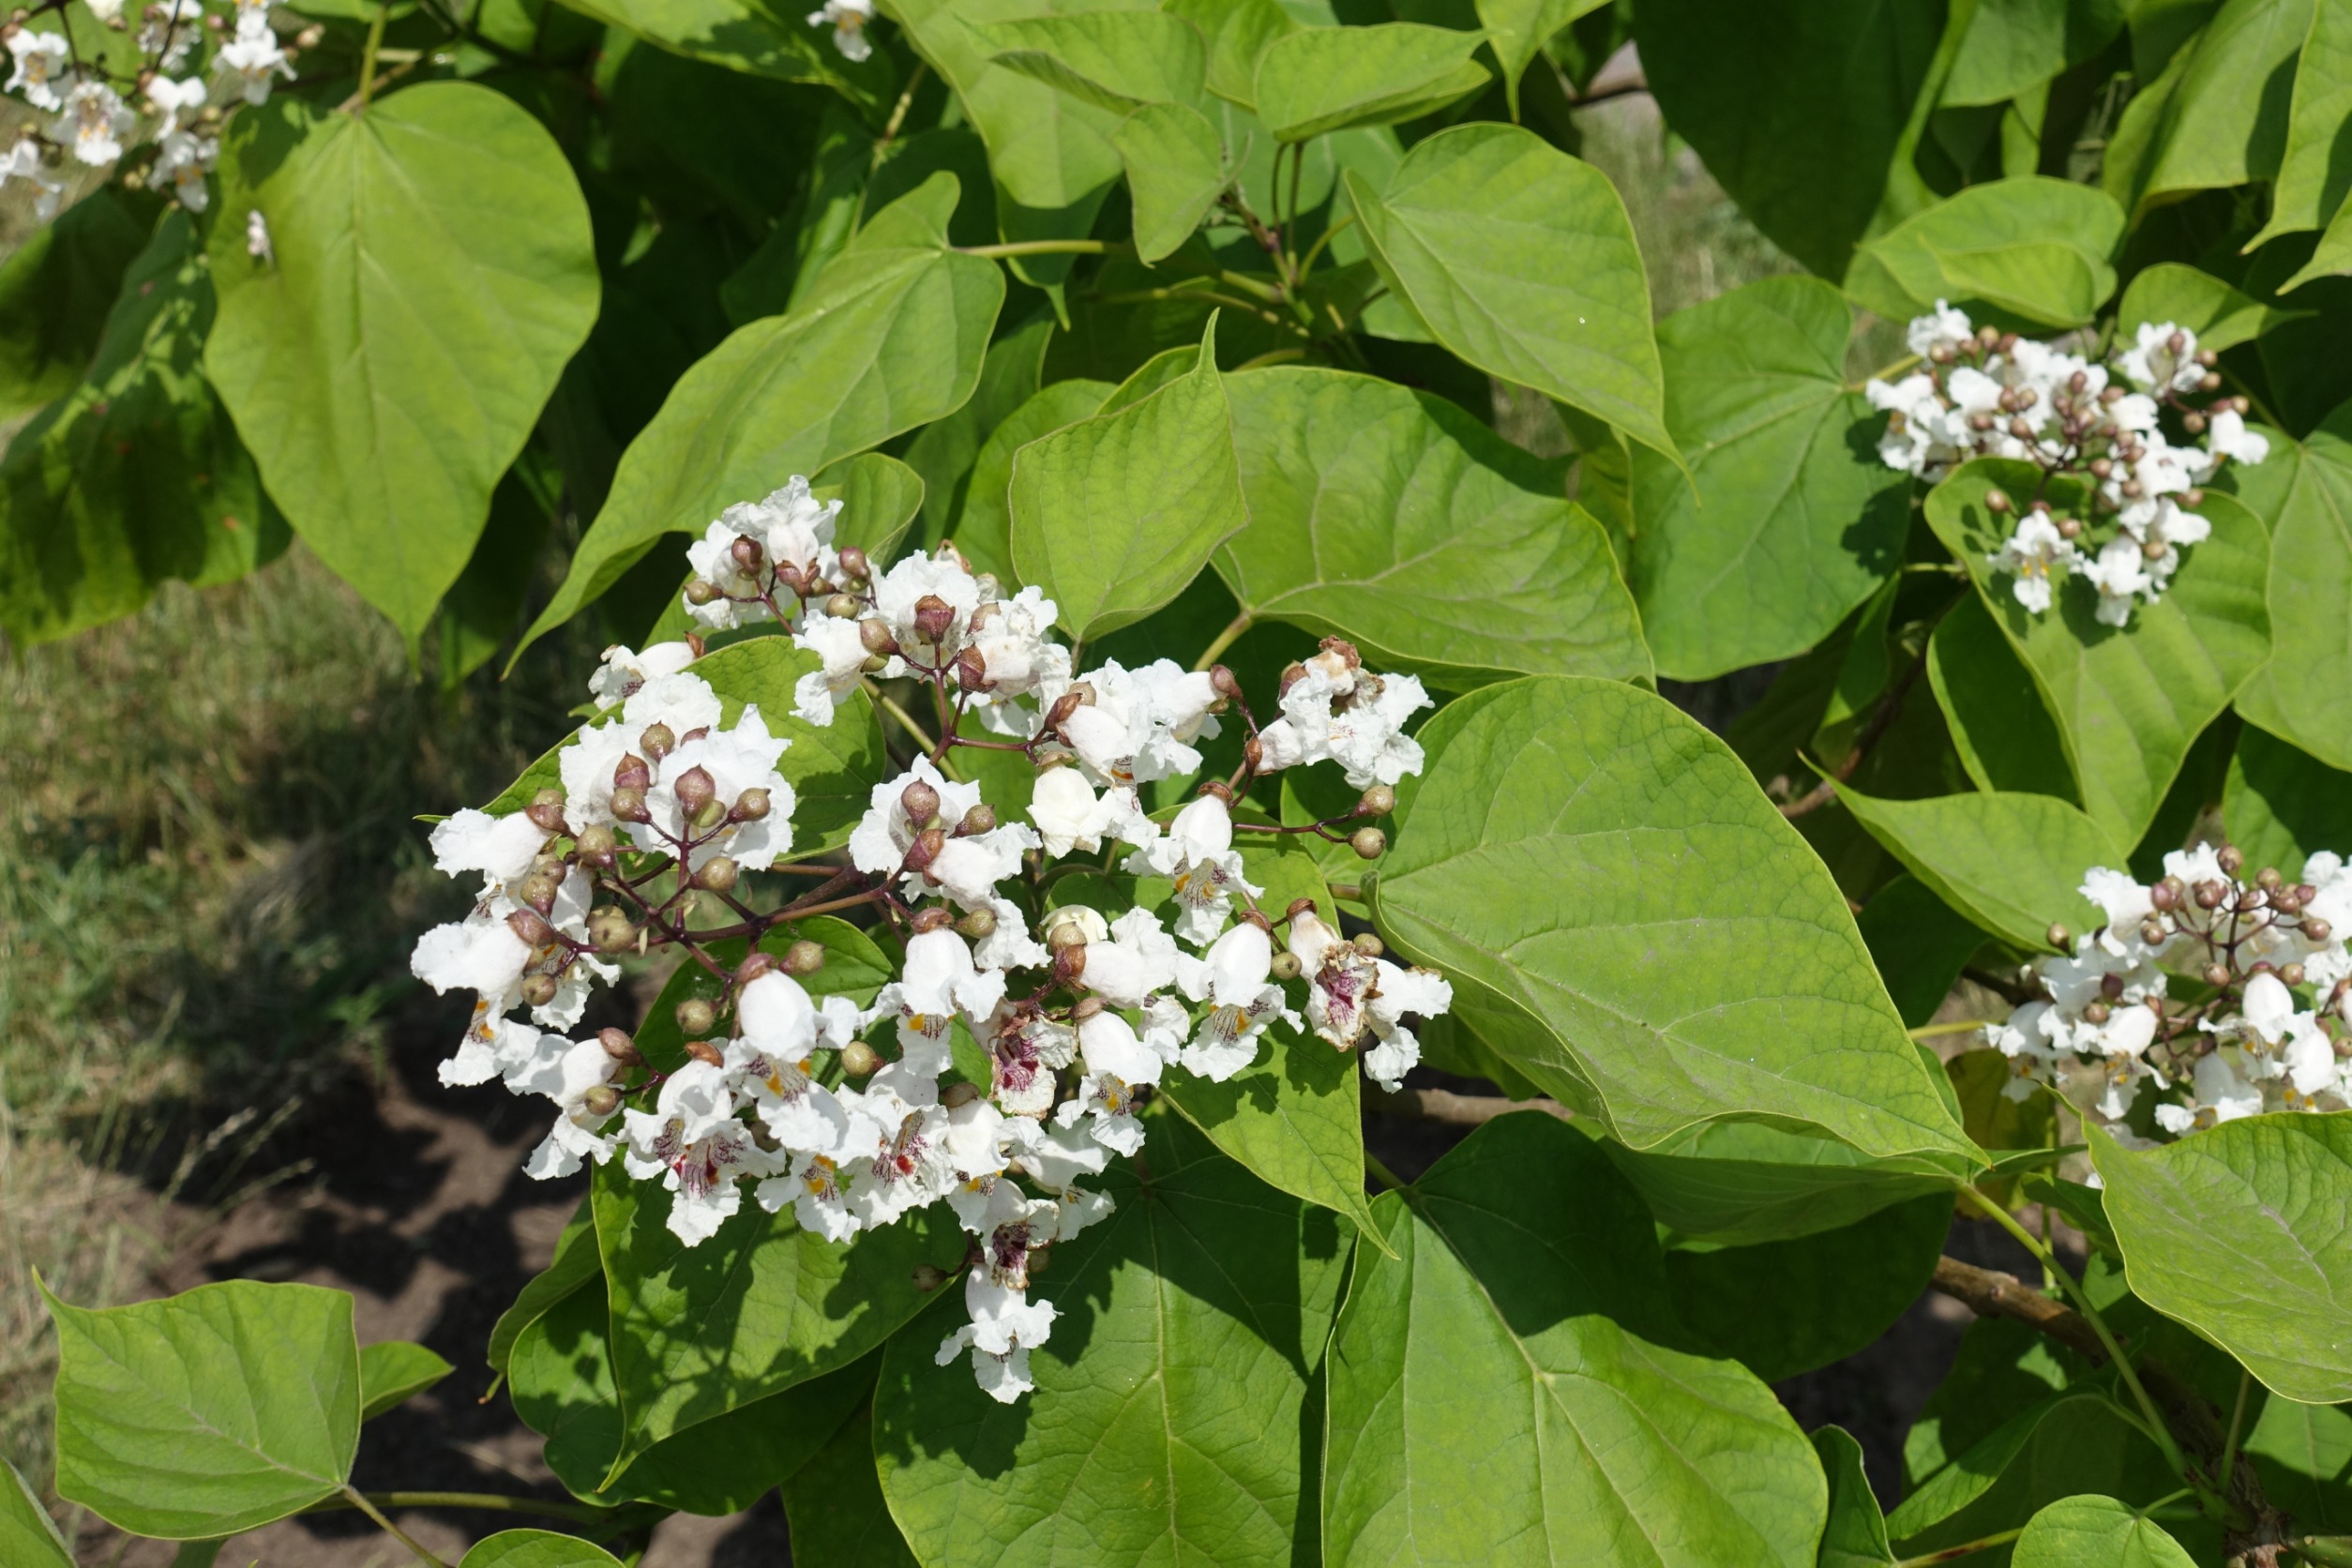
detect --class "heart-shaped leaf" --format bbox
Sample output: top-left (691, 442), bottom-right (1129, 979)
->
top-left (1833, 784), bottom-right (2125, 950)
top-left (1252, 23), bottom-right (1490, 141)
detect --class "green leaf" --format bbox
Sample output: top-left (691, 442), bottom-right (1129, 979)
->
top-left (874, 1110), bottom-right (1349, 1568)
top-left (949, 377), bottom-right (1113, 582)
top-left (2245, 1395), bottom-right (2352, 1532)
top-left (489, 1197), bottom-right (600, 1380)
top-left (2229, 404), bottom-right (2352, 772)
top-left (781, 1402), bottom-right (919, 1566)
top-left (1345, 124), bottom-right (1680, 469)
top-left (1374, 676), bottom-right (1978, 1160)
top-left (1666, 1192), bottom-right (1952, 1381)
top-left (1605, 1119), bottom-right (1962, 1245)
top-left (1929, 592), bottom-right (2083, 802)
top-left (1888, 1393), bottom-right (2175, 1548)
top-left (1252, 22), bottom-right (1491, 141)
top-left (902, 311), bottom-right (1052, 543)
top-left (520, 173), bottom-right (1003, 655)
top-left (0, 188), bottom-right (147, 419)
top-left (0, 1457), bottom-right (73, 1568)
top-left (1943, 0), bottom-right (2126, 106)
top-left (206, 84), bottom-right (598, 643)
top-left (1009, 318), bottom-right (1246, 641)
top-left (1634, 0), bottom-right (1948, 279)
top-left (1322, 1114), bottom-right (1826, 1568)
top-left (1114, 103), bottom-right (1230, 264)
top-left (1216, 366), bottom-right (1650, 686)
top-left (2251, 0), bottom-right (2352, 245)
top-left (2224, 722), bottom-right (2352, 881)
top-left (1925, 460), bottom-right (2273, 847)
top-left (2278, 205), bottom-right (2352, 293)
top-left (2116, 262), bottom-right (2311, 353)
top-left (2089, 1115), bottom-right (2352, 1404)
top-left (358, 1340), bottom-right (453, 1421)
top-left (1477, 0), bottom-right (1607, 115)
top-left (594, 1151), bottom-right (961, 1481)
top-left (555, 0), bottom-right (893, 101)
top-left (1861, 873), bottom-right (1992, 1027)
top-left (460, 1530), bottom-right (625, 1568)
top-left (1846, 178), bottom-right (2125, 329)
top-left (1816, 1427), bottom-right (1897, 1568)
top-left (0, 210), bottom-right (285, 648)
top-left (981, 10), bottom-right (1207, 111)
top-left (1627, 277), bottom-right (1912, 681)
top-left (2103, 0), bottom-right (2313, 215)
top-left (1166, 0), bottom-right (1297, 108)
top-left (1834, 785), bottom-right (2123, 950)
top-left (2013, 1495), bottom-right (2196, 1567)
top-left (43, 1277), bottom-right (359, 1538)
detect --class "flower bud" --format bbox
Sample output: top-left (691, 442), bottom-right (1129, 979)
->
top-left (956, 907), bottom-right (998, 941)
top-left (2140, 918), bottom-right (2167, 946)
top-left (671, 765), bottom-right (715, 820)
top-left (2100, 972), bottom-right (2124, 1001)
top-left (1026, 1244), bottom-right (1051, 1276)
top-left (2181, 488), bottom-right (2206, 509)
top-left (838, 547), bottom-right (870, 583)
top-left (909, 905), bottom-right (955, 934)
top-left (611, 785), bottom-right (651, 823)
top-left (957, 803), bottom-right (997, 837)
top-left (1350, 826), bottom-right (1386, 860)
top-left (942, 1081), bottom-right (981, 1109)
top-left (692, 855), bottom-right (739, 893)
top-left (1242, 734), bottom-right (1265, 772)
top-left (599, 1027), bottom-right (641, 1064)
top-left (2141, 538), bottom-right (2169, 563)
top-left (776, 562), bottom-right (809, 599)
top-left (813, 592), bottom-right (858, 622)
top-left (520, 973), bottom-right (559, 1007)
top-left (906, 826), bottom-right (946, 875)
top-left (2166, 330), bottom-right (2187, 355)
top-left (1286, 897), bottom-right (1319, 923)
top-left (1277, 660), bottom-right (1310, 698)
top-left (676, 997), bottom-right (717, 1036)
top-left (953, 646), bottom-right (989, 691)
top-left (2217, 845), bottom-right (2244, 875)
top-left (840, 1040), bottom-right (880, 1077)
top-left (729, 535), bottom-right (763, 573)
top-left (2083, 1001), bottom-right (2111, 1024)
top-left (1269, 950), bottom-right (1303, 981)
top-left (517, 873), bottom-right (561, 918)
top-left (576, 823), bottom-right (619, 867)
top-left (1046, 918), bottom-right (1088, 952)
top-left (2195, 882), bottom-right (2226, 909)
top-left (1352, 932), bottom-right (1385, 957)
top-left (912, 1262), bottom-right (947, 1291)
top-left (614, 753), bottom-right (652, 792)
top-left (782, 939), bottom-right (825, 975)
top-left (860, 617), bottom-right (899, 656)
top-left (1358, 783), bottom-right (1396, 817)
top-left (2151, 879), bottom-right (2181, 911)
top-left (1986, 489), bottom-right (2013, 514)
top-left (735, 953), bottom-right (777, 990)
top-left (912, 594), bottom-right (957, 644)
top-left (2120, 479), bottom-right (2144, 499)
top-left (2182, 411), bottom-right (2207, 434)
top-left (1929, 342), bottom-right (1953, 363)
top-left (2008, 416), bottom-right (2035, 441)
top-left (508, 908), bottom-right (557, 947)
top-left (526, 788), bottom-right (568, 834)
top-left (1046, 685), bottom-right (1093, 731)
top-left (640, 723), bottom-right (675, 762)
top-left (686, 580), bottom-right (720, 606)
top-left (2284, 963), bottom-right (2307, 987)
top-left (1071, 995), bottom-right (1105, 1021)
top-left (2057, 516), bottom-right (2083, 539)
top-left (1054, 942), bottom-right (1088, 986)
top-left (731, 788), bottom-right (771, 822)
top-left (582, 1085), bottom-right (623, 1118)
top-left (2204, 962), bottom-right (2233, 988)
top-left (1208, 664), bottom-right (1244, 701)
top-left (589, 907), bottom-right (637, 952)
top-left (2307, 918), bottom-right (2334, 944)
top-left (2199, 371), bottom-right (2224, 392)
top-left (684, 1039), bottom-right (724, 1067)
top-left (900, 779), bottom-right (941, 826)
top-left (2045, 922), bottom-right (2070, 949)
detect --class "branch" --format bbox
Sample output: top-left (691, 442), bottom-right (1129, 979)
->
top-left (1364, 1088), bottom-right (1572, 1126)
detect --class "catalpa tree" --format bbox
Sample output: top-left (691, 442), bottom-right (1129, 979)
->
top-left (8, 0), bottom-right (2352, 1564)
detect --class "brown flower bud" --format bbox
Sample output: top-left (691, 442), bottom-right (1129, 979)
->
top-left (576, 823), bottom-right (619, 867)
top-left (1243, 735), bottom-right (1265, 772)
top-left (942, 1081), bottom-right (981, 1109)
top-left (2140, 918), bottom-right (2167, 947)
top-left (1358, 784), bottom-right (1396, 817)
top-left (2181, 488), bottom-right (2205, 508)
top-left (1209, 664), bottom-right (1244, 701)
top-left (526, 788), bottom-right (568, 834)
top-left (841, 1041), bottom-right (880, 1078)
top-left (508, 908), bottom-right (557, 947)
top-left (912, 594), bottom-right (957, 644)
top-left (582, 1085), bottom-right (623, 1118)
top-left (907, 826), bottom-right (947, 876)
top-left (2057, 516), bottom-right (2083, 539)
top-left (1071, 995), bottom-right (1105, 1021)
top-left (1046, 918), bottom-right (1089, 952)
top-left (518, 871), bottom-right (562, 917)
top-left (731, 788), bottom-right (771, 822)
top-left (2306, 918), bottom-right (2334, 944)
top-left (838, 547), bottom-right (870, 582)
top-left (1350, 826), bottom-right (1387, 860)
top-left (599, 1027), bottom-right (642, 1064)
top-left (2089, 457), bottom-right (2114, 478)
top-left (614, 753), bottom-right (652, 792)
top-left (736, 951), bottom-right (777, 988)
top-left (860, 617), bottom-right (899, 656)
top-left (781, 940), bottom-right (824, 975)
top-left (676, 997), bottom-right (717, 1036)
top-left (2182, 412), bottom-right (2208, 434)
top-left (686, 580), bottom-right (720, 606)
top-left (912, 1262), bottom-right (948, 1291)
top-left (957, 803), bottom-right (997, 837)
top-left (729, 535), bottom-right (763, 573)
top-left (910, 905), bottom-right (955, 934)
top-left (1269, 950), bottom-right (1303, 981)
top-left (2196, 349), bottom-right (2218, 369)
top-left (1054, 942), bottom-right (1088, 986)
top-left (824, 593), bottom-right (862, 621)
top-left (1986, 489), bottom-right (2013, 514)
top-left (640, 723), bottom-right (675, 762)
top-left (520, 973), bottom-right (559, 1007)
top-left (692, 855), bottom-right (740, 893)
top-left (2195, 881), bottom-right (2226, 910)
top-left (611, 785), bottom-right (651, 823)
top-left (2198, 371), bottom-right (2224, 392)
top-left (684, 1039), bottom-right (724, 1067)
top-left (1277, 660), bottom-right (1310, 698)
top-left (955, 907), bottom-right (997, 942)
top-left (953, 646), bottom-right (989, 691)
top-left (671, 765), bottom-right (716, 819)
top-left (2141, 537), bottom-right (2169, 563)
top-left (2217, 844), bottom-right (2245, 875)
top-left (900, 778), bottom-right (941, 826)
top-left (1352, 932), bottom-right (1385, 957)
top-left (2151, 879), bottom-right (2181, 911)
top-left (2284, 963), bottom-right (2307, 987)
top-left (589, 907), bottom-right (638, 953)
top-left (2044, 922), bottom-right (2070, 950)
top-left (2084, 1001), bottom-right (2111, 1024)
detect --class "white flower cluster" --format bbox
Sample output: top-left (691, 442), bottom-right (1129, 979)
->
top-left (805, 0), bottom-right (873, 61)
top-left (1986, 846), bottom-right (2352, 1146)
top-left (414, 480), bottom-right (1455, 1401)
top-left (1, 0), bottom-right (293, 219)
top-left (1866, 305), bottom-right (2269, 627)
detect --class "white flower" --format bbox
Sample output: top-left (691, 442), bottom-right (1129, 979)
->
top-left (1077, 907), bottom-right (1180, 1009)
top-left (1287, 911), bottom-right (1451, 1091)
top-left (622, 1064), bottom-right (788, 1245)
top-left (842, 1073), bottom-right (959, 1228)
top-left (871, 550), bottom-right (983, 672)
top-left (1172, 920), bottom-right (1297, 1081)
top-left (588, 641), bottom-right (699, 710)
top-left (1042, 658), bottom-right (1221, 787)
top-left (869, 927), bottom-right (1006, 1075)
top-left (1053, 1009), bottom-right (1163, 1154)
top-left (1906, 299), bottom-right (1975, 359)
top-left (852, 756), bottom-right (1039, 909)
top-left (979, 1003), bottom-right (1077, 1118)
top-left (515, 1037), bottom-right (626, 1179)
top-left (214, 22), bottom-right (294, 106)
top-left (6, 30), bottom-right (68, 112)
top-left (1124, 793), bottom-right (1259, 946)
top-left (139, 0), bottom-right (206, 68)
top-left (411, 907), bottom-right (535, 1003)
top-left (2079, 536), bottom-right (2153, 627)
top-left (0, 140), bottom-right (62, 222)
top-left (637, 708), bottom-right (796, 872)
top-left (2117, 322), bottom-right (2204, 396)
top-left (152, 128), bottom-right (215, 210)
top-left (792, 612), bottom-right (868, 727)
top-left (428, 808), bottom-right (550, 892)
top-left (2206, 408), bottom-right (2270, 468)
top-left (959, 587), bottom-right (1070, 714)
top-left (684, 478), bottom-right (844, 631)
top-left (1989, 515), bottom-right (2079, 615)
top-left (1258, 644), bottom-right (1430, 790)
top-left (807, 0), bottom-right (875, 61)
top-left (143, 73), bottom-right (205, 134)
top-left (1027, 766), bottom-right (1153, 859)
top-left (55, 80), bottom-right (134, 166)
top-left (760, 1151), bottom-right (864, 1242)
top-left (83, 0), bottom-right (126, 23)
top-left (246, 206), bottom-right (272, 263)
top-left (936, 1271), bottom-right (1056, 1402)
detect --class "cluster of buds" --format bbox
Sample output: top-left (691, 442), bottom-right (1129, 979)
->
top-left (3, 0), bottom-right (299, 219)
top-left (414, 476), bottom-right (1455, 1401)
top-left (1866, 304), bottom-right (2270, 626)
top-left (1987, 844), bottom-right (2352, 1144)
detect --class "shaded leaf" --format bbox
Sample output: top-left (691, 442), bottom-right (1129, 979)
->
top-left (1816, 1426), bottom-right (1897, 1568)
top-left (1846, 177), bottom-right (2125, 329)
top-left (781, 1402), bottom-right (920, 1566)
top-left (2104, 0), bottom-right (2313, 216)
top-left (1115, 103), bottom-right (1230, 264)
top-left (2224, 722), bottom-right (2352, 881)
top-left (489, 1196), bottom-right (600, 1380)
top-left (2013, 1495), bottom-right (2196, 1567)
top-left (0, 188), bottom-right (147, 420)
top-left (359, 1340), bottom-right (453, 1422)
top-left (1859, 872), bottom-right (1995, 1028)
top-left (1943, 0), bottom-right (2126, 105)
top-left (1929, 591), bottom-right (2083, 802)
top-left (2228, 404), bottom-right (2352, 771)
top-left (1834, 784), bottom-right (2123, 950)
